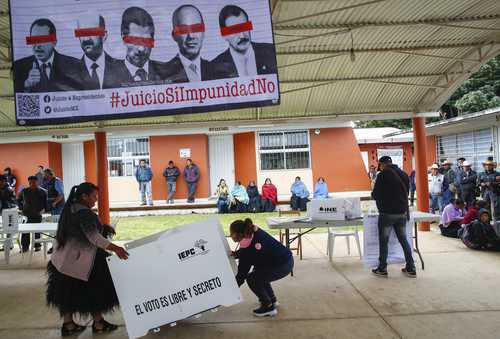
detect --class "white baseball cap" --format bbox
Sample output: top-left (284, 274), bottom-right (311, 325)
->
top-left (430, 164), bottom-right (439, 169)
top-left (462, 161), bottom-right (471, 167)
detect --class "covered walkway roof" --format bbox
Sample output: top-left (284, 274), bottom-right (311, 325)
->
top-left (0, 0), bottom-right (500, 134)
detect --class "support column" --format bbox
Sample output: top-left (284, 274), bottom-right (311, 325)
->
top-left (95, 131), bottom-right (110, 225)
top-left (412, 117), bottom-right (430, 231)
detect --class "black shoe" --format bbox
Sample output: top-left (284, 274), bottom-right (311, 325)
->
top-left (34, 247), bottom-right (41, 252)
top-left (92, 319), bottom-right (118, 333)
top-left (61, 321), bottom-right (86, 337)
top-left (253, 304), bottom-right (277, 317)
top-left (402, 267), bottom-right (417, 278)
top-left (22, 248), bottom-right (30, 253)
top-left (371, 268), bottom-right (388, 277)
top-left (47, 247), bottom-right (53, 254)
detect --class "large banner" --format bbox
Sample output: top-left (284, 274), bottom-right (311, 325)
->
top-left (9, 0), bottom-right (279, 125)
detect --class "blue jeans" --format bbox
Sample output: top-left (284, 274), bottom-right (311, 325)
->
top-left (377, 213), bottom-right (415, 271)
top-left (429, 194), bottom-right (443, 214)
top-left (166, 182), bottom-right (176, 202)
top-left (442, 190), bottom-right (452, 207)
top-left (217, 198), bottom-right (228, 213)
top-left (246, 257), bottom-right (294, 305)
top-left (139, 181), bottom-right (152, 205)
top-left (187, 182), bottom-right (197, 202)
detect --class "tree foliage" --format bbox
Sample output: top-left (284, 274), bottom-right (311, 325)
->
top-left (356, 55), bottom-right (500, 128)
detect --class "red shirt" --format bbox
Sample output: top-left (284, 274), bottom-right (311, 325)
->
top-left (461, 207), bottom-right (478, 225)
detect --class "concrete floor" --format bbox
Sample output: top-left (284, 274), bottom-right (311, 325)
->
top-left (1, 228), bottom-right (500, 339)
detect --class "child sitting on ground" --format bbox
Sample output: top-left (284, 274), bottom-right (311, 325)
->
top-left (230, 218), bottom-right (293, 317)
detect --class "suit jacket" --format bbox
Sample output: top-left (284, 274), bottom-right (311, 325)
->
top-left (75, 53), bottom-right (122, 90)
top-left (161, 55), bottom-right (212, 83)
top-left (107, 59), bottom-right (166, 87)
top-left (211, 42), bottom-right (277, 79)
top-left (13, 51), bottom-right (81, 92)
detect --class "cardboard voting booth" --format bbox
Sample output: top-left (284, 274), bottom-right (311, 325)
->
top-left (362, 215), bottom-right (414, 268)
top-left (307, 199), bottom-right (346, 220)
top-left (107, 219), bottom-right (242, 339)
top-left (1, 208), bottom-right (19, 233)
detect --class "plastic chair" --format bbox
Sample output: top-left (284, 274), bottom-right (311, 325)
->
top-left (30, 215), bottom-right (58, 264)
top-left (327, 227), bottom-right (362, 262)
top-left (278, 209), bottom-right (303, 260)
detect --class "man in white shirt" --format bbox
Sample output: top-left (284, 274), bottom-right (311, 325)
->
top-left (75, 15), bottom-right (120, 90)
top-left (162, 5), bottom-right (212, 83)
top-left (211, 5), bottom-right (277, 79)
top-left (111, 7), bottom-right (165, 87)
top-left (428, 163), bottom-right (447, 214)
top-left (14, 18), bottom-right (80, 92)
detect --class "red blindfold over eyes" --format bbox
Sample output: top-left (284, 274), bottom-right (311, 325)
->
top-left (74, 27), bottom-right (106, 38)
top-left (220, 21), bottom-right (253, 36)
top-left (26, 33), bottom-right (57, 45)
top-left (172, 23), bottom-right (205, 36)
top-left (123, 35), bottom-right (155, 48)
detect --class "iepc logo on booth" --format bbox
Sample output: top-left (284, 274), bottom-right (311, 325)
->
top-left (319, 206), bottom-right (337, 213)
top-left (177, 239), bottom-right (210, 262)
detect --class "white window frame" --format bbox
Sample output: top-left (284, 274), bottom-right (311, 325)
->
top-left (107, 137), bottom-right (150, 177)
top-left (257, 130), bottom-right (311, 171)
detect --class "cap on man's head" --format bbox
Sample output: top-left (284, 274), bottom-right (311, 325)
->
top-left (431, 164), bottom-right (439, 169)
top-left (462, 161), bottom-right (471, 167)
top-left (458, 157), bottom-right (466, 161)
top-left (442, 159), bottom-right (451, 165)
top-left (378, 156), bottom-right (392, 164)
top-left (483, 159), bottom-right (495, 166)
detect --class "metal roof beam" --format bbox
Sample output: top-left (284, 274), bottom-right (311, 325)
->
top-left (277, 40), bottom-right (500, 55)
top-left (392, 51), bottom-right (480, 63)
top-left (274, 0), bottom-right (387, 25)
top-left (274, 14), bottom-right (500, 30)
top-left (281, 71), bottom-right (463, 83)
top-left (278, 53), bottom-right (346, 69)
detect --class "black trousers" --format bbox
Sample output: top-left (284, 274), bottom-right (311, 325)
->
top-left (21, 215), bottom-right (42, 250)
top-left (246, 257), bottom-right (294, 305)
top-left (439, 221), bottom-right (462, 238)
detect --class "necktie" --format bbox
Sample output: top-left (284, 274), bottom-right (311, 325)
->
top-left (134, 68), bottom-right (147, 81)
top-left (41, 63), bottom-right (50, 86)
top-left (242, 56), bottom-right (249, 76)
top-left (90, 63), bottom-right (100, 89)
top-left (188, 63), bottom-right (200, 81)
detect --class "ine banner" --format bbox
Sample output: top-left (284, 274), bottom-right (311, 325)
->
top-left (9, 0), bottom-right (279, 125)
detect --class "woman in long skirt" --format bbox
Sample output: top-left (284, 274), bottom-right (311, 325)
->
top-left (46, 182), bottom-right (129, 336)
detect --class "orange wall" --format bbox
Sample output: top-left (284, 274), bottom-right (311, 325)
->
top-left (359, 142), bottom-right (413, 174)
top-left (0, 141), bottom-right (62, 191)
top-left (234, 132), bottom-right (257, 185)
top-left (310, 128), bottom-right (371, 191)
top-left (83, 140), bottom-right (97, 184)
top-left (149, 134), bottom-right (210, 200)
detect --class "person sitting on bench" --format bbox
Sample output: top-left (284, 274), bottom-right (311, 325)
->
top-left (290, 176), bottom-right (309, 211)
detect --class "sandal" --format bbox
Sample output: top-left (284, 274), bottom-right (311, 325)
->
top-left (61, 321), bottom-right (86, 337)
top-left (92, 319), bottom-right (118, 333)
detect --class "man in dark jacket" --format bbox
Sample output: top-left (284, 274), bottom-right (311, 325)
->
top-left (477, 159), bottom-right (500, 218)
top-left (183, 159), bottom-right (200, 203)
top-left (18, 176), bottom-right (49, 252)
top-left (163, 161), bottom-right (180, 204)
top-left (0, 175), bottom-right (15, 252)
top-left (371, 156), bottom-right (415, 278)
top-left (458, 161), bottom-right (477, 207)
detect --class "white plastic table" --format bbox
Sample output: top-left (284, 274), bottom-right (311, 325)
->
top-left (2, 223), bottom-right (57, 264)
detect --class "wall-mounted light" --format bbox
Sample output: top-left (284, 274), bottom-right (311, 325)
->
top-left (314, 129), bottom-right (321, 135)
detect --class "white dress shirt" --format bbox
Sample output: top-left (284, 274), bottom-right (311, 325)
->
top-left (84, 53), bottom-right (105, 88)
top-left (125, 58), bottom-right (150, 81)
top-left (229, 45), bottom-right (257, 77)
top-left (37, 52), bottom-right (55, 79)
top-left (178, 53), bottom-right (201, 82)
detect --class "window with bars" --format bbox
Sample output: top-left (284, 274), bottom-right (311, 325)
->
top-left (107, 137), bottom-right (150, 177)
top-left (436, 128), bottom-right (493, 170)
top-left (258, 131), bottom-right (310, 170)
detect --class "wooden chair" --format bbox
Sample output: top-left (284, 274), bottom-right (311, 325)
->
top-left (278, 209), bottom-right (303, 260)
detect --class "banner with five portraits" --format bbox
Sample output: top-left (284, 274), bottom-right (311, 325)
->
top-left (8, 0), bottom-right (279, 125)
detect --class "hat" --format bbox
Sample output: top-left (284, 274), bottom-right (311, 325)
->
top-left (483, 159), bottom-right (495, 165)
top-left (458, 157), bottom-right (466, 162)
top-left (462, 161), bottom-right (471, 167)
top-left (378, 156), bottom-right (392, 163)
top-left (430, 164), bottom-right (439, 169)
top-left (442, 159), bottom-right (451, 165)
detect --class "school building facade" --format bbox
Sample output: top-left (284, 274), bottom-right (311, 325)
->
top-left (0, 121), bottom-right (439, 203)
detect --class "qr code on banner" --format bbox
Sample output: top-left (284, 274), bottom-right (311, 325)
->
top-left (17, 94), bottom-right (40, 117)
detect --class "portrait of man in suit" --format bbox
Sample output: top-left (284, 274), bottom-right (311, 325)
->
top-left (163, 5), bottom-right (212, 83)
top-left (111, 7), bottom-right (164, 87)
top-left (211, 5), bottom-right (277, 79)
top-left (13, 18), bottom-right (80, 92)
top-left (74, 15), bottom-right (120, 90)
